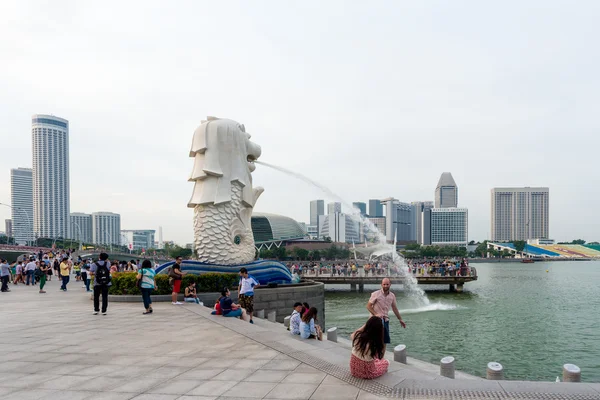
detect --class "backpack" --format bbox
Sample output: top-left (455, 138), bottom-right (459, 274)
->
top-left (95, 262), bottom-right (111, 285)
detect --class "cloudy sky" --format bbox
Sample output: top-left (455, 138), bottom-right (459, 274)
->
top-left (1, 1), bottom-right (598, 244)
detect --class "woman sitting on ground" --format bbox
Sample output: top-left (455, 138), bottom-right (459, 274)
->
top-left (349, 316), bottom-right (389, 379)
top-left (300, 307), bottom-right (323, 340)
top-left (184, 282), bottom-right (201, 304)
top-left (219, 288), bottom-right (249, 321)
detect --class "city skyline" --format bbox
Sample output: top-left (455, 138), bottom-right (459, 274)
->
top-left (1, 2), bottom-right (598, 244)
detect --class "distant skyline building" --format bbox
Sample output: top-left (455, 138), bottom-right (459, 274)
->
top-left (352, 202), bottom-right (367, 216)
top-left (491, 187), bottom-right (550, 241)
top-left (435, 172), bottom-right (458, 208)
top-left (368, 199), bottom-right (383, 217)
top-left (309, 199), bottom-right (324, 226)
top-left (5, 219), bottom-right (12, 238)
top-left (318, 213), bottom-right (360, 243)
top-left (10, 167), bottom-right (33, 245)
top-left (327, 202), bottom-right (342, 215)
top-left (32, 114), bottom-right (70, 239)
top-left (70, 213), bottom-right (92, 243)
top-left (382, 198), bottom-right (413, 243)
top-left (92, 212), bottom-right (121, 245)
top-left (365, 217), bottom-right (386, 241)
top-left (411, 201), bottom-right (433, 245)
top-left (121, 229), bottom-right (156, 251)
top-left (431, 208), bottom-right (468, 246)
top-left (158, 226), bottom-right (164, 249)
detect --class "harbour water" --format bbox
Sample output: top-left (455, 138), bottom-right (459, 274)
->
top-left (324, 261), bottom-right (600, 382)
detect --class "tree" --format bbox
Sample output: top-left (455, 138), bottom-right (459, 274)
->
top-left (323, 236), bottom-right (332, 243)
top-left (292, 247), bottom-right (309, 260)
top-left (571, 239), bottom-right (586, 245)
top-left (475, 240), bottom-right (488, 257)
top-left (405, 243), bottom-right (421, 251)
top-left (513, 240), bottom-right (527, 258)
top-left (259, 249), bottom-right (274, 259)
top-left (167, 245), bottom-right (192, 259)
top-left (310, 250), bottom-right (322, 261)
top-left (468, 240), bottom-right (477, 245)
top-left (274, 246), bottom-right (287, 260)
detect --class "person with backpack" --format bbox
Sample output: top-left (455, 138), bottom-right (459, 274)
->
top-left (90, 253), bottom-right (111, 315)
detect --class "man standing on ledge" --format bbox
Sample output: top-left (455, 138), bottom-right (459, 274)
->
top-left (366, 278), bottom-right (406, 349)
top-left (239, 267), bottom-right (260, 324)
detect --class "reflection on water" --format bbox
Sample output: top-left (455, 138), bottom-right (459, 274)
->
top-left (324, 261), bottom-right (600, 382)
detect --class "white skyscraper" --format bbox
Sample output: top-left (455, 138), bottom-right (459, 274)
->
top-left (431, 208), bottom-right (468, 246)
top-left (70, 213), bottom-right (93, 243)
top-left (491, 187), bottom-right (549, 241)
top-left (411, 201), bottom-right (433, 245)
top-left (327, 202), bottom-right (342, 215)
top-left (121, 230), bottom-right (156, 251)
top-left (10, 168), bottom-right (33, 245)
top-left (92, 212), bottom-right (121, 245)
top-left (318, 213), bottom-right (360, 243)
top-left (435, 172), bottom-right (458, 208)
top-left (32, 115), bottom-right (70, 239)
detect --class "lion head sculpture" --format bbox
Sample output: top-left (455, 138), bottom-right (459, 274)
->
top-left (188, 117), bottom-right (263, 208)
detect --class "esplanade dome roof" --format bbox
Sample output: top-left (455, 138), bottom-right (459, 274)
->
top-left (251, 213), bottom-right (307, 243)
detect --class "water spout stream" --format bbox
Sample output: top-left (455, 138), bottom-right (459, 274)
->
top-left (256, 160), bottom-right (430, 306)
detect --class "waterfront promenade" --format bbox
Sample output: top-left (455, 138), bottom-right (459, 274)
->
top-left (1, 280), bottom-right (600, 399)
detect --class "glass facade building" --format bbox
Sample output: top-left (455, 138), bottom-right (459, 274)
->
top-left (10, 167), bottom-right (33, 245)
top-left (251, 213), bottom-right (306, 243)
top-left (491, 187), bottom-right (549, 241)
top-left (430, 208), bottom-right (468, 246)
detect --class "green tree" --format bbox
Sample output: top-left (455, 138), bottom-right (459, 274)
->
top-left (292, 247), bottom-right (309, 260)
top-left (259, 249), bottom-right (274, 259)
top-left (167, 245), bottom-right (192, 259)
top-left (339, 248), bottom-right (351, 259)
top-left (475, 240), bottom-right (488, 257)
top-left (405, 243), bottom-right (421, 251)
top-left (421, 246), bottom-right (439, 258)
top-left (274, 246), bottom-right (287, 260)
top-left (513, 240), bottom-right (527, 257)
top-left (571, 239), bottom-right (586, 245)
top-left (310, 250), bottom-right (322, 261)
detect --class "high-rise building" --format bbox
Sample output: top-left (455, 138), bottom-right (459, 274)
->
top-left (121, 230), bottom-right (156, 251)
top-left (411, 201), bottom-right (434, 245)
top-left (431, 208), bottom-right (468, 246)
top-left (368, 199), bottom-right (383, 217)
top-left (309, 200), bottom-right (324, 226)
top-left (491, 187), bottom-right (549, 241)
top-left (158, 226), bottom-right (164, 249)
top-left (352, 202), bottom-right (367, 216)
top-left (365, 217), bottom-right (386, 241)
top-left (5, 219), bottom-right (12, 238)
top-left (32, 115), bottom-right (70, 239)
top-left (318, 213), bottom-right (360, 243)
top-left (435, 172), bottom-right (458, 208)
top-left (381, 198), bottom-right (413, 243)
top-left (10, 167), bottom-right (33, 245)
top-left (92, 212), bottom-right (121, 245)
top-left (70, 213), bottom-right (93, 243)
top-left (327, 202), bottom-right (342, 215)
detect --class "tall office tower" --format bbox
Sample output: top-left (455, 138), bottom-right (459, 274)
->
top-left (5, 220), bottom-right (12, 238)
top-left (158, 226), bottom-right (164, 249)
top-left (32, 115), bottom-right (70, 239)
top-left (121, 230), bottom-right (156, 250)
top-left (431, 208), bottom-right (468, 246)
top-left (92, 212), bottom-right (121, 245)
top-left (327, 202), bottom-right (342, 214)
top-left (10, 167), bottom-right (33, 245)
top-left (70, 213), bottom-right (93, 243)
top-left (491, 187), bottom-right (549, 241)
top-left (318, 213), bottom-right (360, 243)
top-left (435, 172), bottom-right (458, 208)
top-left (411, 201), bottom-right (434, 245)
top-left (309, 200), bottom-right (324, 226)
top-left (352, 202), bottom-right (367, 216)
top-left (368, 199), bottom-right (383, 217)
top-left (381, 198), bottom-right (413, 243)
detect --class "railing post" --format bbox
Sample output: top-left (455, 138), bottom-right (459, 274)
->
top-left (327, 327), bottom-right (337, 342)
top-left (256, 309), bottom-right (265, 319)
top-left (440, 356), bottom-right (455, 379)
top-left (486, 362), bottom-right (504, 380)
top-left (563, 364), bottom-right (581, 382)
top-left (267, 311), bottom-right (276, 322)
top-left (394, 344), bottom-right (407, 364)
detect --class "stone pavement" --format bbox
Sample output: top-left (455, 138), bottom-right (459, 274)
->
top-left (1, 278), bottom-right (599, 400)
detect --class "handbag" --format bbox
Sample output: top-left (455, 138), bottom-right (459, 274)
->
top-left (167, 267), bottom-right (179, 279)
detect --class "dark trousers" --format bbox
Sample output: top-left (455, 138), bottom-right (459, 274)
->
top-left (60, 275), bottom-right (70, 290)
top-left (141, 288), bottom-right (153, 309)
top-left (94, 285), bottom-right (109, 312)
top-left (26, 270), bottom-right (35, 285)
top-left (1, 275), bottom-right (9, 291)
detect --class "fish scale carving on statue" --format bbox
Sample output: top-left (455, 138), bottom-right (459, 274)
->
top-left (188, 117), bottom-right (264, 265)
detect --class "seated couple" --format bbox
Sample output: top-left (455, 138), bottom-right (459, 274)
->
top-left (289, 302), bottom-right (323, 340)
top-left (212, 287), bottom-right (250, 322)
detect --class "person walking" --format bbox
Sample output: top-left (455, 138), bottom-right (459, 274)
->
top-left (13, 261), bottom-right (24, 284)
top-left (366, 278), bottom-right (406, 350)
top-left (238, 267), bottom-right (260, 324)
top-left (59, 258), bottom-right (71, 291)
top-left (25, 257), bottom-right (37, 286)
top-left (349, 316), bottom-right (389, 379)
top-left (137, 260), bottom-right (156, 314)
top-left (170, 256), bottom-right (185, 305)
top-left (91, 253), bottom-right (111, 315)
top-left (38, 260), bottom-right (50, 294)
top-left (1, 259), bottom-right (12, 292)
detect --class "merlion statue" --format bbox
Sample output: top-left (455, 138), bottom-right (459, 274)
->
top-left (188, 117), bottom-right (264, 264)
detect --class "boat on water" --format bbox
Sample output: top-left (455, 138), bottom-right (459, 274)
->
top-left (521, 259), bottom-right (535, 264)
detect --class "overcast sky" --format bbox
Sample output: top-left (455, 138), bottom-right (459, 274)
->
top-left (1, 1), bottom-right (599, 244)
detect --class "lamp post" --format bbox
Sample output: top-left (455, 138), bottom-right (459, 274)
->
top-left (0, 202), bottom-right (33, 246)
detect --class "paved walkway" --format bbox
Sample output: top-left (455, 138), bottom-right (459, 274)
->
top-left (1, 278), bottom-right (599, 400)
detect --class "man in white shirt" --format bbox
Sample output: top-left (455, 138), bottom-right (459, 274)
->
top-left (289, 302), bottom-right (303, 335)
top-left (25, 258), bottom-right (37, 286)
top-left (238, 267), bottom-right (260, 324)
